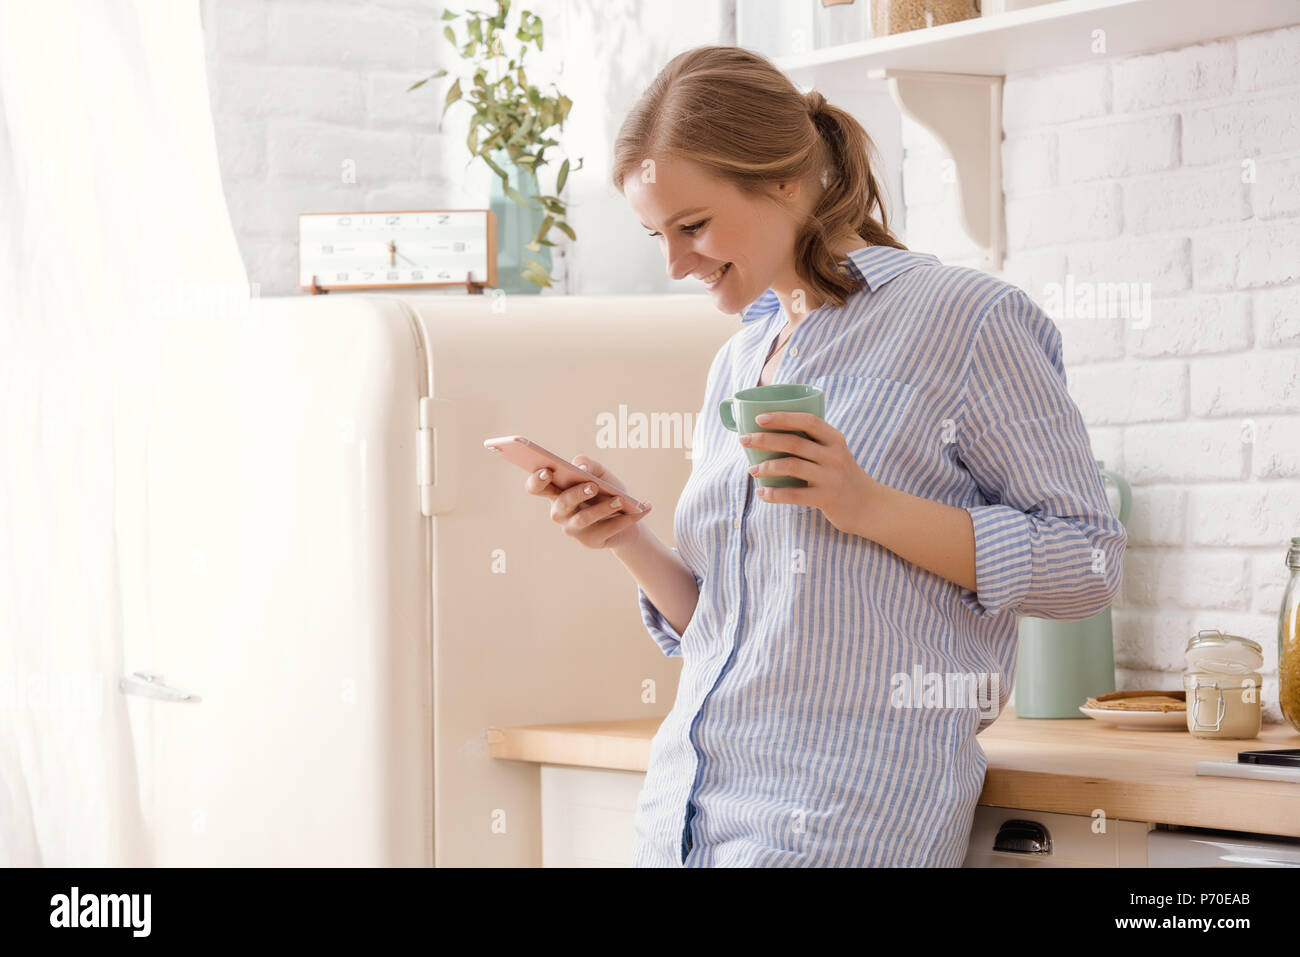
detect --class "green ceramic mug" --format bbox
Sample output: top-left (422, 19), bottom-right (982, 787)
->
top-left (719, 384), bottom-right (825, 488)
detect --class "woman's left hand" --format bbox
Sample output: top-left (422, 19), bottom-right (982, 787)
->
top-left (740, 411), bottom-right (883, 538)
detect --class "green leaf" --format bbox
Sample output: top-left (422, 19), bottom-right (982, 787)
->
top-left (441, 9), bottom-right (458, 21)
top-left (480, 152), bottom-right (507, 181)
top-left (468, 18), bottom-right (482, 42)
top-left (555, 220), bottom-right (575, 241)
top-left (503, 183), bottom-right (538, 209)
top-left (443, 24), bottom-right (455, 45)
top-left (520, 266), bottom-right (552, 289)
top-left (408, 78), bottom-right (428, 91)
top-left (538, 214), bottom-right (555, 237)
top-left (442, 77), bottom-right (462, 115)
top-left (556, 158), bottom-right (570, 193)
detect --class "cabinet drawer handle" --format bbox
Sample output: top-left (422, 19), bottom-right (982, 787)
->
top-left (993, 819), bottom-right (1052, 855)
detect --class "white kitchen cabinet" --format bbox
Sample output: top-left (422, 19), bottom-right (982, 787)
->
top-left (538, 766), bottom-right (1157, 867)
top-left (539, 766), bottom-right (645, 867)
top-left (961, 805), bottom-right (1153, 867)
top-left (536, 765), bottom-right (1300, 867)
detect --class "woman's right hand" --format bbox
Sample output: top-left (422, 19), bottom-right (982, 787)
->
top-left (523, 454), bottom-right (653, 550)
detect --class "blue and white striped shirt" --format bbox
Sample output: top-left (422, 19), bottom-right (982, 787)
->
top-left (632, 245), bottom-right (1127, 867)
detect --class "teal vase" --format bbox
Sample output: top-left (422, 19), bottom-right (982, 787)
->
top-left (487, 148), bottom-right (552, 295)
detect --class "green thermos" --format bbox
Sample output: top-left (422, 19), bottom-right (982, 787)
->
top-left (1012, 460), bottom-right (1131, 718)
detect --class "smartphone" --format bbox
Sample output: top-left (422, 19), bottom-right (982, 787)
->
top-left (1237, 748), bottom-right (1300, 768)
top-left (483, 435), bottom-right (648, 514)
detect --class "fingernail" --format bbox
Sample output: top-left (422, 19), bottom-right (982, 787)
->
top-left (739, 433), bottom-right (751, 444)
top-left (538, 469), bottom-right (549, 480)
top-left (608, 497), bottom-right (621, 509)
top-left (583, 484), bottom-right (594, 495)
top-left (577, 464), bottom-right (588, 471)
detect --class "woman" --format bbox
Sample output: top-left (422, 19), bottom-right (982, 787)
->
top-left (523, 46), bottom-right (1127, 867)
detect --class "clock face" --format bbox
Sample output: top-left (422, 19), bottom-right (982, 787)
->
top-left (298, 210), bottom-right (494, 289)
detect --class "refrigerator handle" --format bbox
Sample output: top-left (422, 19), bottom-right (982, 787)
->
top-left (119, 671), bottom-right (201, 703)
top-left (418, 396), bottom-right (459, 516)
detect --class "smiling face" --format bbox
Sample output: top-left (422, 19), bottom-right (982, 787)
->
top-left (622, 156), bottom-right (812, 314)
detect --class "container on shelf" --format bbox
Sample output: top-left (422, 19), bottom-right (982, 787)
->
top-left (737, 0), bottom-right (816, 58)
top-left (1278, 537), bottom-right (1300, 732)
top-left (739, 0), bottom-right (874, 57)
top-left (871, 0), bottom-right (979, 35)
top-left (814, 0), bottom-right (873, 49)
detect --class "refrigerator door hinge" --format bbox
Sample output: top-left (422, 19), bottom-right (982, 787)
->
top-left (417, 396), bottom-right (458, 516)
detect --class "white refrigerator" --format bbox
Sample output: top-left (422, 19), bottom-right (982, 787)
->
top-left (137, 291), bottom-right (733, 866)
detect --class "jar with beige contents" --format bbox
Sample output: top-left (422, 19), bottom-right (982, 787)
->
top-left (871, 0), bottom-right (979, 35)
top-left (1278, 537), bottom-right (1300, 732)
top-left (1183, 629), bottom-right (1263, 740)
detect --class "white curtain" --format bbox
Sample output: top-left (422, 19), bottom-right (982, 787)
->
top-left (0, 0), bottom-right (248, 864)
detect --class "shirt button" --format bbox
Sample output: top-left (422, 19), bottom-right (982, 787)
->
top-left (789, 346), bottom-right (798, 357)
top-left (732, 517), bottom-right (741, 529)
top-left (726, 612), bottom-right (734, 622)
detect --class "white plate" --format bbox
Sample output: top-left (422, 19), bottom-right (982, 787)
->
top-left (1079, 706), bottom-right (1187, 730)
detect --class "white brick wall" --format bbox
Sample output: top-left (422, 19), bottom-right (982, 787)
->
top-left (201, 0), bottom-right (733, 296)
top-left (903, 24), bottom-right (1300, 720)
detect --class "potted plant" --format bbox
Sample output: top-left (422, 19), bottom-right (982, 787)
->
top-left (410, 0), bottom-right (582, 292)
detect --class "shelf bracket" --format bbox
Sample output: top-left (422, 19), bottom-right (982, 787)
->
top-left (873, 69), bottom-right (1004, 272)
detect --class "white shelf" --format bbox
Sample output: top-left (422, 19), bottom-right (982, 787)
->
top-left (774, 0), bottom-right (1299, 272)
top-left (775, 0), bottom-right (1300, 81)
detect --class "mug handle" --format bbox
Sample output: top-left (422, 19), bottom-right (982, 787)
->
top-left (1098, 465), bottom-right (1132, 526)
top-left (719, 398), bottom-right (738, 432)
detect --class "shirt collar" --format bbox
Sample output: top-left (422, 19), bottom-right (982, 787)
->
top-left (739, 246), bottom-right (940, 322)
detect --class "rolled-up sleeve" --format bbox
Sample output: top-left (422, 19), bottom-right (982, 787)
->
top-left (636, 548), bottom-right (702, 658)
top-left (955, 289), bottom-right (1127, 621)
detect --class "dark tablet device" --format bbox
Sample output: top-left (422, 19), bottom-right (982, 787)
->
top-left (1237, 748), bottom-right (1300, 767)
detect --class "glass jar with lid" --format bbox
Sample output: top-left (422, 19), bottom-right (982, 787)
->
top-left (872, 0), bottom-right (979, 35)
top-left (1183, 629), bottom-right (1263, 739)
top-left (813, 0), bottom-right (873, 50)
top-left (1279, 537), bottom-right (1300, 732)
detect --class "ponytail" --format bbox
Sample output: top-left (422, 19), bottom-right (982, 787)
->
top-left (797, 90), bottom-right (907, 310)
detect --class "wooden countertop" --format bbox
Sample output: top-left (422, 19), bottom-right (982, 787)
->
top-left (489, 707), bottom-right (1300, 838)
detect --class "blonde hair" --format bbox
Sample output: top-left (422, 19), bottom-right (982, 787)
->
top-left (611, 45), bottom-right (906, 310)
